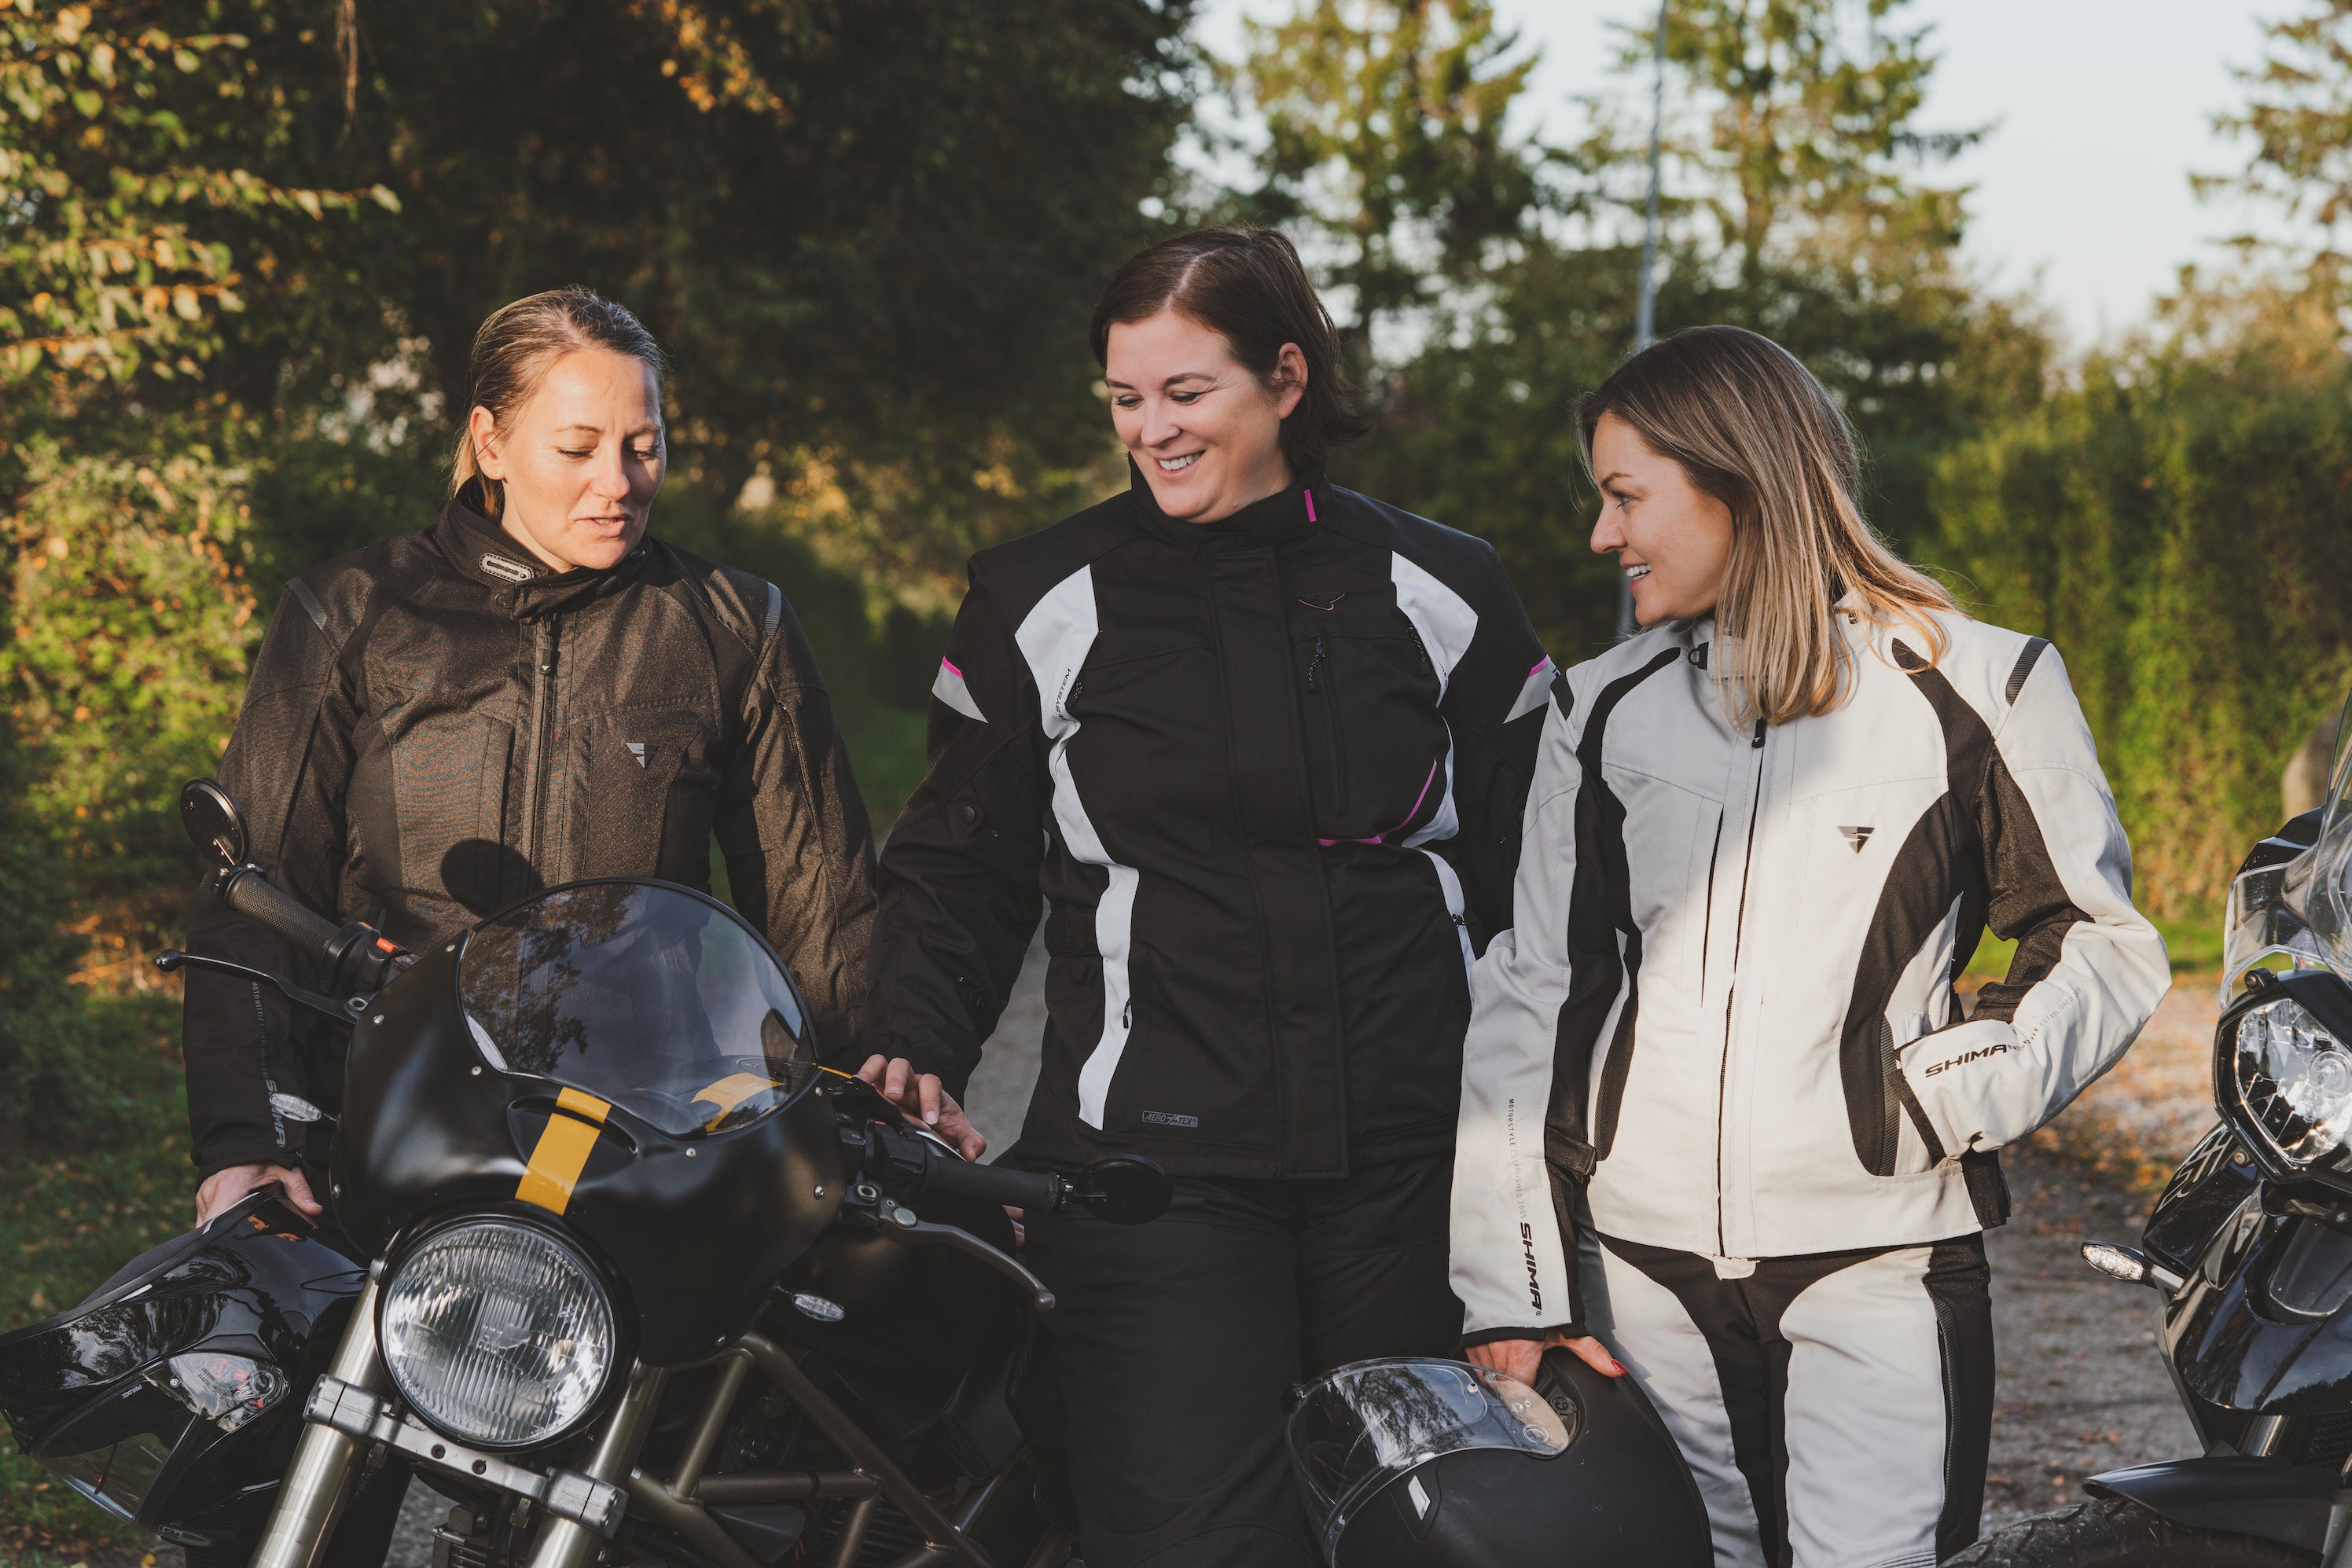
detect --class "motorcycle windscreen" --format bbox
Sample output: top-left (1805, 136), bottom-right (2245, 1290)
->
top-left (2306, 688), bottom-right (2352, 969)
top-left (1287, 1358), bottom-right (1572, 1558)
top-left (459, 881), bottom-right (814, 1138)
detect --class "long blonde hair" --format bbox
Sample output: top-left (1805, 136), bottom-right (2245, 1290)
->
top-left (1576, 325), bottom-right (1954, 725)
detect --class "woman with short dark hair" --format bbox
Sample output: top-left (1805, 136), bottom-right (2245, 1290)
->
top-left (858, 228), bottom-right (1555, 1566)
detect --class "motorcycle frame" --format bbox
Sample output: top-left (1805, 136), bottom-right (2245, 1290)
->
top-left (252, 1313), bottom-right (1047, 1568)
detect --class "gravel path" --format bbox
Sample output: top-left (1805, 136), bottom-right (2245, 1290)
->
top-left (147, 953), bottom-right (2226, 1566)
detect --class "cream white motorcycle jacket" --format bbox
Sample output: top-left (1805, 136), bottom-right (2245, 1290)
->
top-left (1450, 608), bottom-right (2170, 1341)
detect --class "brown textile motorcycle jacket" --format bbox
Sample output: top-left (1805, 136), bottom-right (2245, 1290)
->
top-left (182, 488), bottom-right (878, 1179)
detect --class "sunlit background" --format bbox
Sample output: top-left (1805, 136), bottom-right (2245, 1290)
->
top-left (1201, 1), bottom-right (2296, 339)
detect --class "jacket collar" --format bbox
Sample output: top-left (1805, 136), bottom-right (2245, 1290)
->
top-left (1124, 459), bottom-right (1329, 549)
top-left (428, 483), bottom-right (652, 615)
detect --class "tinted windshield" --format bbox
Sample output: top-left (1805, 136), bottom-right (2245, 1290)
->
top-left (458, 881), bottom-right (811, 1137)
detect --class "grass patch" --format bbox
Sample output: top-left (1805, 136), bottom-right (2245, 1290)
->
top-left (840, 704), bottom-right (930, 835)
top-left (1963, 912), bottom-right (2221, 979)
top-left (0, 993), bottom-right (190, 1566)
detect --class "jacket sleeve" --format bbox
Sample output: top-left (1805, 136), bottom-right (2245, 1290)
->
top-left (182, 583), bottom-right (358, 1180)
top-left (1450, 681), bottom-right (1589, 1346)
top-left (862, 576), bottom-right (1046, 1096)
top-left (1897, 644), bottom-right (2171, 1155)
top-left (1440, 551), bottom-right (1553, 946)
top-left (717, 599), bottom-right (880, 1067)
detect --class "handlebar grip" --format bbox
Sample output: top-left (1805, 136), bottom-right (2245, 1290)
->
top-left (221, 868), bottom-right (344, 957)
top-left (917, 1153), bottom-right (1068, 1214)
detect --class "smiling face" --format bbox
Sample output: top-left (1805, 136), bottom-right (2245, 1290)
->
top-left (1104, 309), bottom-right (1306, 523)
top-left (472, 347), bottom-right (666, 572)
top-left (1589, 411), bottom-right (1737, 626)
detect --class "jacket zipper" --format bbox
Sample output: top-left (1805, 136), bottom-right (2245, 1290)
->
top-left (1715, 717), bottom-right (1767, 1254)
top-left (1307, 630), bottom-right (1349, 813)
top-left (518, 616), bottom-right (560, 879)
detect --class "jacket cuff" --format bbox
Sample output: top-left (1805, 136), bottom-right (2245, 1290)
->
top-left (1898, 1016), bottom-right (2025, 1155)
top-left (1461, 1324), bottom-right (1585, 1350)
top-left (193, 1136), bottom-right (295, 1181)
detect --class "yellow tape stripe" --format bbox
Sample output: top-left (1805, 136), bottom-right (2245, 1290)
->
top-left (515, 1089), bottom-right (612, 1214)
top-left (693, 1072), bottom-right (779, 1131)
top-left (557, 1087), bottom-right (611, 1123)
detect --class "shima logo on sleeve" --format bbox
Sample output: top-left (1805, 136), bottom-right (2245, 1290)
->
top-left (1924, 1041), bottom-right (2014, 1077)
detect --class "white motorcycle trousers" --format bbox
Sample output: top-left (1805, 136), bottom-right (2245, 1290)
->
top-left (1582, 1228), bottom-right (1994, 1568)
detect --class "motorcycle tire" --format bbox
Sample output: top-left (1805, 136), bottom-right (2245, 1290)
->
top-left (1943, 1497), bottom-right (2315, 1566)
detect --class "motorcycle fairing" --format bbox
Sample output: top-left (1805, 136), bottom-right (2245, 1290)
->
top-left (2086, 1456), bottom-right (2335, 1556)
top-left (766, 1193), bottom-right (1034, 1467)
top-left (333, 901), bottom-right (847, 1364)
top-left (2166, 1196), bottom-right (2352, 1414)
top-left (2143, 1122), bottom-right (2258, 1278)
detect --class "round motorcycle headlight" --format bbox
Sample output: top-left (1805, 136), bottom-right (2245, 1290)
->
top-left (378, 1219), bottom-right (616, 1449)
top-left (2233, 996), bottom-right (2352, 1167)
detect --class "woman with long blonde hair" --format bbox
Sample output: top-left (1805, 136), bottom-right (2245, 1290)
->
top-left (1450, 325), bottom-right (2169, 1566)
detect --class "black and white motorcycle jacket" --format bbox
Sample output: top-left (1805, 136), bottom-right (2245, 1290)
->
top-left (865, 467), bottom-right (1551, 1179)
top-left (1450, 607), bottom-right (2170, 1342)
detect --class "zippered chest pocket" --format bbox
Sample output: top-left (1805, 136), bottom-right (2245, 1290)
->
top-left (1292, 605), bottom-right (1448, 843)
top-left (564, 711), bottom-right (719, 883)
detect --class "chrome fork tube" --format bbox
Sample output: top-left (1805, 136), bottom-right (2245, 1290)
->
top-left (250, 1276), bottom-right (387, 1568)
top-left (525, 1362), bottom-right (670, 1568)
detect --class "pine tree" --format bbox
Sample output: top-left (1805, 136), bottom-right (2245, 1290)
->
top-left (2200, 0), bottom-right (2352, 283)
top-left (1237, 0), bottom-right (1548, 367)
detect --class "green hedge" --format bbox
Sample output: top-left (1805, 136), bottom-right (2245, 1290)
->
top-left (1927, 291), bottom-right (2352, 920)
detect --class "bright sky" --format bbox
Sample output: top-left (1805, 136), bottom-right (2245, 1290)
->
top-left (1196, 1), bottom-right (2293, 347)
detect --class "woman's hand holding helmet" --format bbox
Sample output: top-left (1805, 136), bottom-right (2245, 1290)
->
top-left (1465, 1330), bottom-right (1625, 1386)
top-left (194, 1162), bottom-right (321, 1227)
top-left (854, 1054), bottom-right (987, 1162)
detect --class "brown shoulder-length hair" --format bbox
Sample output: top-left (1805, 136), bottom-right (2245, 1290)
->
top-left (1089, 227), bottom-right (1370, 473)
top-left (451, 286), bottom-right (667, 520)
top-left (1576, 325), bottom-right (1956, 725)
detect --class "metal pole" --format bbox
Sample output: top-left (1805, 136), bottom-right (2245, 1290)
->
top-left (1618, 0), bottom-right (1670, 641)
top-left (1636, 0), bottom-right (1668, 353)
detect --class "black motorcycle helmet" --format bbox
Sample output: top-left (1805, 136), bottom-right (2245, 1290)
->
top-left (0, 1188), bottom-right (363, 1552)
top-left (1287, 1351), bottom-right (1711, 1567)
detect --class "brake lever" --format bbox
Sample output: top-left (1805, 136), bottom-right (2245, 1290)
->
top-left (156, 949), bottom-right (366, 1022)
top-left (866, 1195), bottom-right (1057, 1313)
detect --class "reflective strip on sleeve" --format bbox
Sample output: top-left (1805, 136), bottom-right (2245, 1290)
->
top-left (1506, 656), bottom-right (1556, 723)
top-left (932, 658), bottom-right (986, 722)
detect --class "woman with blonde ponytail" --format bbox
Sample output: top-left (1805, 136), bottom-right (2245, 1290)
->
top-left (1450, 325), bottom-right (2169, 1566)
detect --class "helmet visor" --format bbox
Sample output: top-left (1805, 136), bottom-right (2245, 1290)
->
top-left (1288, 1358), bottom-right (1573, 1559)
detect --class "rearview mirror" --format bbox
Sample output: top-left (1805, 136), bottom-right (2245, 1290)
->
top-left (179, 778), bottom-right (248, 868)
top-left (1074, 1155), bottom-right (1172, 1226)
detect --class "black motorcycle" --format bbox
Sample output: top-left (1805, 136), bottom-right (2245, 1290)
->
top-left (0, 778), bottom-right (1168, 1568)
top-left (1951, 708), bottom-right (2352, 1566)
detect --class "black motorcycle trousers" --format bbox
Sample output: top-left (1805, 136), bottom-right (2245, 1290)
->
top-left (1023, 1152), bottom-right (1462, 1568)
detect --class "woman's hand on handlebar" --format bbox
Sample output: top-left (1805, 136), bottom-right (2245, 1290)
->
top-left (854, 1055), bottom-right (987, 1161)
top-left (1464, 1331), bottom-right (1625, 1386)
top-left (195, 1162), bottom-right (322, 1227)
